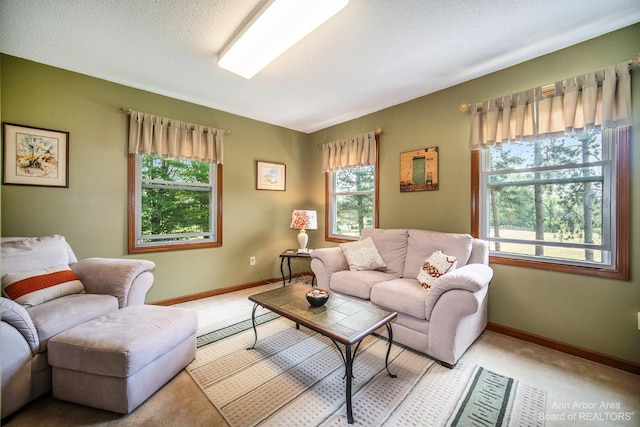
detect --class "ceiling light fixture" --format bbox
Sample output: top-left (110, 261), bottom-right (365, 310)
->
top-left (217, 0), bottom-right (349, 79)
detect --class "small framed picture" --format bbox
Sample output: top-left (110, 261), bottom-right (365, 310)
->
top-left (256, 160), bottom-right (286, 191)
top-left (400, 146), bottom-right (439, 192)
top-left (2, 123), bottom-right (69, 188)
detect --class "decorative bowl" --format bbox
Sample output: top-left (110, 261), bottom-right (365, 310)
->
top-left (306, 289), bottom-right (329, 307)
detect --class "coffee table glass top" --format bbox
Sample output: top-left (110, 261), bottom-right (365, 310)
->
top-left (249, 283), bottom-right (396, 345)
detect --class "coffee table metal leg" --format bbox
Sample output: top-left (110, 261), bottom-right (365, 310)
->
top-left (345, 345), bottom-right (354, 424)
top-left (384, 323), bottom-right (397, 378)
top-left (247, 303), bottom-right (259, 350)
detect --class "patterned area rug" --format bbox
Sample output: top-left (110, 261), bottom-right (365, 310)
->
top-left (187, 317), bottom-right (546, 427)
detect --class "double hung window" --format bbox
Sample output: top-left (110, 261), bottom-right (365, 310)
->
top-left (322, 131), bottom-right (379, 242)
top-left (476, 130), bottom-right (623, 273)
top-left (129, 154), bottom-right (221, 253)
top-left (470, 63), bottom-right (630, 279)
top-left (327, 165), bottom-right (376, 240)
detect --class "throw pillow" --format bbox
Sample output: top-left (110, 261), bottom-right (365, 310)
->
top-left (2, 264), bottom-right (85, 307)
top-left (339, 237), bottom-right (387, 271)
top-left (417, 250), bottom-right (457, 290)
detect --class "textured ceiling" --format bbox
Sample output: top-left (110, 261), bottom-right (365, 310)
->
top-left (1, 0), bottom-right (639, 133)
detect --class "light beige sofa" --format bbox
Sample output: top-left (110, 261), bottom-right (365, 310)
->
top-left (310, 228), bottom-right (493, 367)
top-left (1, 235), bottom-right (155, 419)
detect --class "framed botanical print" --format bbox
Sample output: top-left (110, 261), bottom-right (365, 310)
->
top-left (2, 123), bottom-right (69, 187)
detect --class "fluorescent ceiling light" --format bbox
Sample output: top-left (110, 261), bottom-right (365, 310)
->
top-left (218, 0), bottom-right (349, 79)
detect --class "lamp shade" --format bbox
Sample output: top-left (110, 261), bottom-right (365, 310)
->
top-left (290, 210), bottom-right (317, 230)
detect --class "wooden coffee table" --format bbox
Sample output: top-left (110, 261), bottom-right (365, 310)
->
top-left (248, 283), bottom-right (397, 424)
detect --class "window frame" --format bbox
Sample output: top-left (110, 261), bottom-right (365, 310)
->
top-left (325, 135), bottom-right (380, 243)
top-left (127, 153), bottom-right (223, 254)
top-left (471, 128), bottom-right (630, 280)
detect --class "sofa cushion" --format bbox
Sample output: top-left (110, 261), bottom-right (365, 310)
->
top-left (1, 235), bottom-right (76, 274)
top-left (361, 228), bottom-right (408, 277)
top-left (416, 251), bottom-right (457, 290)
top-left (370, 278), bottom-right (427, 320)
top-left (403, 230), bottom-right (472, 279)
top-left (339, 237), bottom-right (386, 271)
top-left (330, 270), bottom-right (397, 300)
top-left (2, 265), bottom-right (85, 308)
top-left (26, 293), bottom-right (119, 352)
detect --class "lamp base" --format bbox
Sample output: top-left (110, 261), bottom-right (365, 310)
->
top-left (297, 229), bottom-right (308, 251)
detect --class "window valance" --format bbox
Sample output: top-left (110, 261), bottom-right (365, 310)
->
top-left (320, 131), bottom-right (377, 173)
top-left (128, 110), bottom-right (225, 164)
top-left (469, 62), bottom-right (631, 150)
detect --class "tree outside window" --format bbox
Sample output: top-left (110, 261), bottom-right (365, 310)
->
top-left (128, 154), bottom-right (222, 253)
top-left (328, 165), bottom-right (377, 241)
top-left (474, 127), bottom-right (629, 279)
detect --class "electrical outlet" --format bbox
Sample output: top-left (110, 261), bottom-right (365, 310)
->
top-left (250, 256), bottom-right (256, 266)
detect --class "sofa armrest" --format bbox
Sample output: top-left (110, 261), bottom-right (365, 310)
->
top-left (70, 258), bottom-right (155, 308)
top-left (427, 286), bottom-right (489, 365)
top-left (310, 247), bottom-right (349, 290)
top-left (0, 297), bottom-right (39, 354)
top-left (424, 263), bottom-right (493, 320)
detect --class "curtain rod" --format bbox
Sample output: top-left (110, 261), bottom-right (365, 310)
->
top-left (459, 54), bottom-right (639, 114)
top-left (121, 108), bottom-right (232, 135)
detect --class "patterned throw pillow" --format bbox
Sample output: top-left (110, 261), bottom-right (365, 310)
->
top-left (339, 237), bottom-right (387, 271)
top-left (2, 264), bottom-right (85, 307)
top-left (417, 251), bottom-right (457, 290)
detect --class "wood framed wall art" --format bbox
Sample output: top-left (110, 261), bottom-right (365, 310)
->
top-left (400, 147), bottom-right (439, 192)
top-left (256, 160), bottom-right (286, 191)
top-left (2, 123), bottom-right (69, 188)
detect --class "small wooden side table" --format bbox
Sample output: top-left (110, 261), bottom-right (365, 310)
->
top-left (279, 249), bottom-right (315, 287)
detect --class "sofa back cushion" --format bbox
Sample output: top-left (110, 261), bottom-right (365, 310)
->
top-left (1, 235), bottom-right (77, 274)
top-left (402, 230), bottom-right (473, 279)
top-left (361, 228), bottom-right (408, 277)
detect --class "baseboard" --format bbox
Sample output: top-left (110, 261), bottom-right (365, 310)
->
top-left (149, 271), bottom-right (314, 306)
top-left (487, 322), bottom-right (640, 375)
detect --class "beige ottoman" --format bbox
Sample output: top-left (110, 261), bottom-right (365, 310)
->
top-left (47, 305), bottom-right (197, 414)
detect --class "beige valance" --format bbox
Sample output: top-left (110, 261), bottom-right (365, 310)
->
top-left (469, 62), bottom-right (631, 150)
top-left (320, 131), bottom-right (377, 173)
top-left (128, 110), bottom-right (224, 164)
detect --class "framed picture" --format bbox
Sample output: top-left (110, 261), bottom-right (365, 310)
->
top-left (400, 146), bottom-right (439, 192)
top-left (256, 160), bottom-right (286, 191)
top-left (2, 123), bottom-right (69, 188)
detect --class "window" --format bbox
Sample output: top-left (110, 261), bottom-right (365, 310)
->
top-left (326, 164), bottom-right (378, 241)
top-left (472, 127), bottom-right (630, 280)
top-left (128, 154), bottom-right (222, 253)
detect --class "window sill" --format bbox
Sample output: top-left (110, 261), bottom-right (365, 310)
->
top-left (489, 255), bottom-right (629, 281)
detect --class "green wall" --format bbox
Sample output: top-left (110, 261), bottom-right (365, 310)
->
top-left (0, 55), bottom-right (311, 303)
top-left (1, 24), bottom-right (638, 364)
top-left (308, 24), bottom-right (640, 364)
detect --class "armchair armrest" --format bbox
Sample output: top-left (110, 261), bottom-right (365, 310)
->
top-left (310, 247), bottom-right (349, 290)
top-left (424, 263), bottom-right (493, 321)
top-left (70, 258), bottom-right (155, 308)
top-left (1, 297), bottom-right (39, 354)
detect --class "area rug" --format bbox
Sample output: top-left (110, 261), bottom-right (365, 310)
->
top-left (187, 317), bottom-right (546, 427)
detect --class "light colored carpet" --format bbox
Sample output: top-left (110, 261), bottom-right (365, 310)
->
top-left (4, 282), bottom-right (639, 426)
top-left (187, 316), bottom-right (545, 426)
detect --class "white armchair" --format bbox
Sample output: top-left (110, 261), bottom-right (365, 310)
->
top-left (1, 235), bottom-right (155, 419)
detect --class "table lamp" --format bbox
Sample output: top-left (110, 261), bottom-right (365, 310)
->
top-left (290, 210), bottom-right (317, 252)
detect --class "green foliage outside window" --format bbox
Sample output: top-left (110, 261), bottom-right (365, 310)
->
top-left (486, 130), bottom-right (607, 263)
top-left (333, 166), bottom-right (375, 237)
top-left (140, 155), bottom-right (213, 242)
